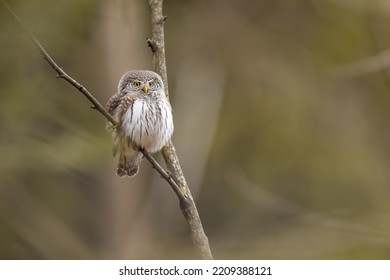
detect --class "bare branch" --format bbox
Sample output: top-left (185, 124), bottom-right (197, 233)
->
top-left (146, 38), bottom-right (158, 53)
top-left (2, 0), bottom-right (179, 207)
top-left (148, 0), bottom-right (213, 259)
top-left (2, 0), bottom-right (117, 126)
top-left (140, 148), bottom-right (185, 204)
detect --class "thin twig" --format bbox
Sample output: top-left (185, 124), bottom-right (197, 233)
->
top-left (2, 0), bottom-right (117, 126)
top-left (2, 0), bottom-right (178, 200)
top-left (140, 148), bottom-right (186, 204)
top-left (146, 38), bottom-right (158, 53)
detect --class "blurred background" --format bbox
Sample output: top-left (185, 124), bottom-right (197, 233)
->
top-left (1, 0), bottom-right (390, 259)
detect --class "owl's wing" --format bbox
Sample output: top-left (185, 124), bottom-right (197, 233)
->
top-left (106, 93), bottom-right (122, 116)
top-left (113, 94), bottom-right (137, 122)
top-left (110, 94), bottom-right (137, 157)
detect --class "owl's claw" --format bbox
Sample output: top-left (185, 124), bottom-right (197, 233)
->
top-left (133, 145), bottom-right (141, 152)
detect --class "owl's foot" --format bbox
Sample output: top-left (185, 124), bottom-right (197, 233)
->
top-left (133, 146), bottom-right (146, 160)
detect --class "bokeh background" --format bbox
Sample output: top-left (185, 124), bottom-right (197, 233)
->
top-left (1, 0), bottom-right (390, 259)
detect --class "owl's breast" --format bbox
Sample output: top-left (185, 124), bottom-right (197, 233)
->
top-left (121, 98), bottom-right (173, 152)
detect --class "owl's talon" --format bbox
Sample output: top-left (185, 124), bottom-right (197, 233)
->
top-left (133, 145), bottom-right (141, 152)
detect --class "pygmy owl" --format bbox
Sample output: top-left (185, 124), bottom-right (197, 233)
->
top-left (106, 70), bottom-right (174, 177)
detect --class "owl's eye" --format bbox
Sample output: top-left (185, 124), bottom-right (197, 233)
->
top-left (133, 81), bottom-right (141, 87)
top-left (148, 81), bottom-right (154, 88)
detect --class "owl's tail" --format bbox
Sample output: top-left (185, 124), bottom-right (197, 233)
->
top-left (117, 150), bottom-right (144, 178)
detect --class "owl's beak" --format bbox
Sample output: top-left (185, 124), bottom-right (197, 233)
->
top-left (142, 85), bottom-right (149, 93)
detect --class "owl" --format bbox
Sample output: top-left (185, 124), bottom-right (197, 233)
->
top-left (106, 70), bottom-right (174, 177)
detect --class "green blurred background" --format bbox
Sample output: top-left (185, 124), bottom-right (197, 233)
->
top-left (1, 0), bottom-right (390, 259)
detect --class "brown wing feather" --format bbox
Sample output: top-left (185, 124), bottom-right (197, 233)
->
top-left (107, 94), bottom-right (137, 157)
top-left (106, 93), bottom-right (122, 116)
top-left (113, 94), bottom-right (136, 123)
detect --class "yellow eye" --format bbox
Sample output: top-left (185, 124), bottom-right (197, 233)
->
top-left (148, 81), bottom-right (154, 87)
top-left (133, 81), bottom-right (141, 87)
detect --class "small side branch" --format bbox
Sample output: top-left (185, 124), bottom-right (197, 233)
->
top-left (140, 149), bottom-right (186, 204)
top-left (146, 38), bottom-right (158, 53)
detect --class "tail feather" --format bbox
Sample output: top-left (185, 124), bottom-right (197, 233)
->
top-left (116, 151), bottom-right (143, 178)
top-left (117, 162), bottom-right (139, 177)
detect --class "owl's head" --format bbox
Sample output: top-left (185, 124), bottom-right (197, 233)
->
top-left (118, 70), bottom-right (164, 96)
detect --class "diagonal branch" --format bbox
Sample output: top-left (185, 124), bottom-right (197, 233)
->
top-left (1, 0), bottom-right (182, 202)
top-left (140, 148), bottom-right (186, 204)
top-left (2, 0), bottom-right (116, 126)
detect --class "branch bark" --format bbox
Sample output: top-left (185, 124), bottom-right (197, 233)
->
top-left (147, 0), bottom-right (213, 260)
